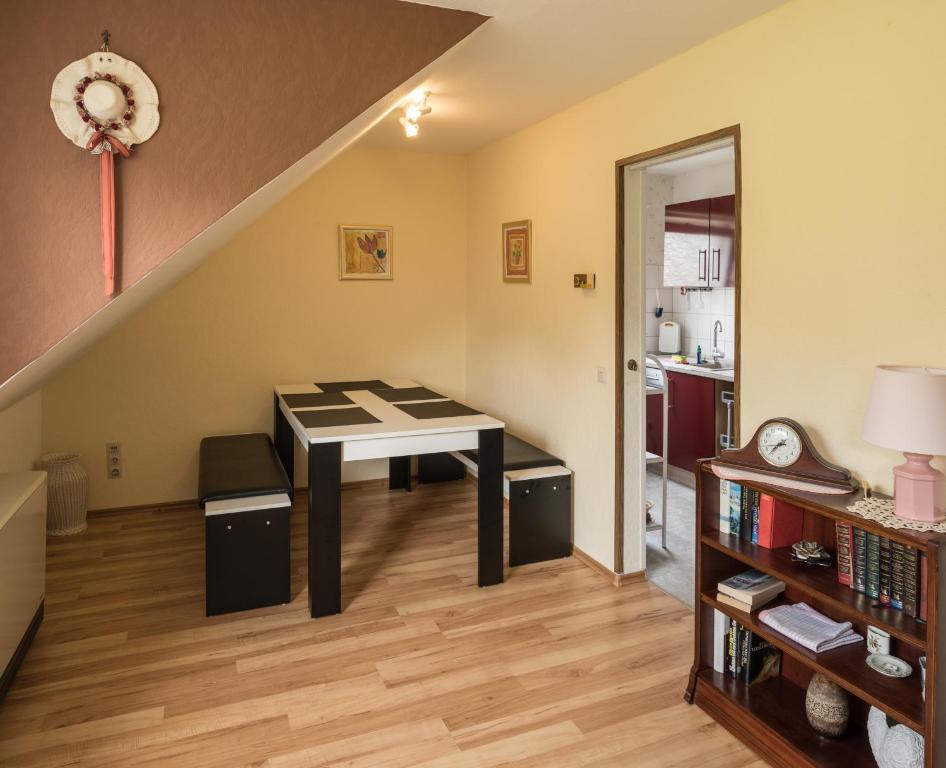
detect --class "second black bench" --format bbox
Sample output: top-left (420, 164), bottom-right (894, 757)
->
top-left (411, 433), bottom-right (573, 567)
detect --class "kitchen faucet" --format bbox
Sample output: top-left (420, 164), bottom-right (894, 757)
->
top-left (712, 320), bottom-right (724, 362)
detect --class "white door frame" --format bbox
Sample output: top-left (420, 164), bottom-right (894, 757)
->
top-left (613, 125), bottom-right (742, 576)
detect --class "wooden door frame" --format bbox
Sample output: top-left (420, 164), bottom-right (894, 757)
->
top-left (613, 125), bottom-right (742, 574)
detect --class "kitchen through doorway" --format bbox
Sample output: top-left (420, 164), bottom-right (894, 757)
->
top-left (616, 128), bottom-right (741, 607)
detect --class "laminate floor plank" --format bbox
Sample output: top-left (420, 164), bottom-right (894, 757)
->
top-left (0, 479), bottom-right (765, 767)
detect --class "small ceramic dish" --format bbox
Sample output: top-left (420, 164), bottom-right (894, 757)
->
top-left (866, 653), bottom-right (912, 678)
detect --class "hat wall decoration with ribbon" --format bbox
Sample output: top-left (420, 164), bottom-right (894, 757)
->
top-left (50, 31), bottom-right (160, 297)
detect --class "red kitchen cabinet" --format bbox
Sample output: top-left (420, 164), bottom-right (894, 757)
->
top-left (646, 371), bottom-right (717, 473)
top-left (662, 194), bottom-right (735, 288)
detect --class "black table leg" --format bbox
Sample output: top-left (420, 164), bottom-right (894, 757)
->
top-left (274, 393), bottom-right (295, 499)
top-left (388, 456), bottom-right (412, 491)
top-left (309, 442), bottom-right (342, 617)
top-left (477, 428), bottom-right (504, 587)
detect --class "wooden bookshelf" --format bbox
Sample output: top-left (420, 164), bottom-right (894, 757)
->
top-left (686, 459), bottom-right (946, 768)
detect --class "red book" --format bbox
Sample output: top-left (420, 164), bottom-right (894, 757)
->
top-left (756, 494), bottom-right (803, 549)
top-left (835, 521), bottom-right (853, 586)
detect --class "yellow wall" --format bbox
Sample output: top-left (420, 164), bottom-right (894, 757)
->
top-left (0, 393), bottom-right (42, 473)
top-left (40, 0), bottom-right (946, 575)
top-left (466, 0), bottom-right (946, 571)
top-left (43, 148), bottom-right (468, 509)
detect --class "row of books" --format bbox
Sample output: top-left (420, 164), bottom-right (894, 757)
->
top-left (836, 522), bottom-right (928, 621)
top-left (718, 480), bottom-right (803, 549)
top-left (713, 609), bottom-right (782, 685)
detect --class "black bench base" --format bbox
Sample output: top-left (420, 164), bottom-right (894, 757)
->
top-left (508, 473), bottom-right (573, 566)
top-left (205, 503), bottom-right (291, 616)
top-left (418, 453), bottom-right (466, 484)
top-left (199, 432), bottom-right (294, 617)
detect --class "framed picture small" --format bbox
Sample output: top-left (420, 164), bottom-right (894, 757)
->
top-left (338, 225), bottom-right (393, 280)
top-left (502, 219), bottom-right (531, 282)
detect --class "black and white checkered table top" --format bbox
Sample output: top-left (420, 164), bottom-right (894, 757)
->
top-left (274, 378), bottom-right (503, 447)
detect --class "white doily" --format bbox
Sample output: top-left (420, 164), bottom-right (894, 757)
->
top-left (847, 497), bottom-right (946, 533)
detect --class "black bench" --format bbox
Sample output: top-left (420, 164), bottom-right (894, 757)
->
top-left (198, 433), bottom-right (293, 616)
top-left (413, 434), bottom-right (573, 567)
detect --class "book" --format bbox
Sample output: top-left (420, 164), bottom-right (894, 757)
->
top-left (879, 536), bottom-right (892, 606)
top-left (742, 633), bottom-right (781, 686)
top-left (866, 533), bottom-right (881, 599)
top-left (729, 483), bottom-right (742, 538)
top-left (713, 609), bottom-right (730, 673)
top-left (835, 522), bottom-right (853, 587)
top-left (740, 488), bottom-right (752, 543)
top-left (718, 479), bottom-right (731, 535)
top-left (718, 569), bottom-right (786, 608)
top-left (890, 541), bottom-right (906, 610)
top-left (750, 490), bottom-right (761, 544)
top-left (739, 626), bottom-right (750, 677)
top-left (920, 552), bottom-right (928, 622)
top-left (852, 528), bottom-right (867, 594)
top-left (717, 592), bottom-right (754, 613)
top-left (757, 495), bottom-right (804, 549)
top-left (903, 546), bottom-right (920, 618)
top-left (727, 621), bottom-right (741, 678)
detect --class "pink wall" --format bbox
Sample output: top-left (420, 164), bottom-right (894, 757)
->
top-left (1, 0), bottom-right (484, 384)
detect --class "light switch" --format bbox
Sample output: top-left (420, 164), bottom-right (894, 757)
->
top-left (596, 365), bottom-right (607, 384)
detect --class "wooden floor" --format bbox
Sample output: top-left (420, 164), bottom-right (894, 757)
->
top-left (0, 479), bottom-right (767, 767)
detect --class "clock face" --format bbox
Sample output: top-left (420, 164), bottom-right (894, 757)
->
top-left (757, 422), bottom-right (802, 467)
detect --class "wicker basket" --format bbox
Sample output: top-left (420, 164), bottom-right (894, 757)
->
top-left (42, 453), bottom-right (88, 535)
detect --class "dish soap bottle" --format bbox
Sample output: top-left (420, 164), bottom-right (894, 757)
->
top-left (696, 345), bottom-right (702, 365)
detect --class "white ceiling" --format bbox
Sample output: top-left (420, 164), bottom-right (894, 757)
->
top-left (647, 145), bottom-right (734, 176)
top-left (360, 0), bottom-right (789, 154)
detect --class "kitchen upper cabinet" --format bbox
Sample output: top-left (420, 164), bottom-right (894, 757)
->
top-left (662, 194), bottom-right (735, 288)
top-left (663, 199), bottom-right (709, 287)
top-left (646, 371), bottom-right (717, 473)
top-left (708, 194), bottom-right (735, 288)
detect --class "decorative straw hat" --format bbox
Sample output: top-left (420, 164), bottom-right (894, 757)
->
top-left (50, 49), bottom-right (159, 150)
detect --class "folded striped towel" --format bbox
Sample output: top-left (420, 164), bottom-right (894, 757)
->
top-left (758, 602), bottom-right (863, 653)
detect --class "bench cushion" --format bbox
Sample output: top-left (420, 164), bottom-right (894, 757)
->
top-left (198, 433), bottom-right (292, 508)
top-left (462, 432), bottom-right (563, 472)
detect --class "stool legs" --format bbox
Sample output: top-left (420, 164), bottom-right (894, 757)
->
top-left (273, 394), bottom-right (295, 499)
top-left (309, 442), bottom-right (342, 617)
top-left (477, 428), bottom-right (504, 587)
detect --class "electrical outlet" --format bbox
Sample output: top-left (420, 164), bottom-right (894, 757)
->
top-left (596, 365), bottom-right (607, 384)
top-left (106, 442), bottom-right (122, 479)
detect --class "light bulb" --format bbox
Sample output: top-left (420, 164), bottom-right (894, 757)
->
top-left (404, 121), bottom-right (419, 138)
top-left (405, 104), bottom-right (422, 122)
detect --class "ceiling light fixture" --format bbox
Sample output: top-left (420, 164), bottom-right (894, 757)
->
top-left (399, 117), bottom-right (420, 138)
top-left (400, 91), bottom-right (431, 139)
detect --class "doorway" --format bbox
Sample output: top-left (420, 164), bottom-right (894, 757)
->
top-left (614, 126), bottom-right (741, 606)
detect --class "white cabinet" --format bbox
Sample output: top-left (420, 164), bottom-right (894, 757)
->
top-left (0, 471), bottom-right (46, 698)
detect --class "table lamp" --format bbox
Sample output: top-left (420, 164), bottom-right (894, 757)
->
top-left (862, 365), bottom-right (946, 522)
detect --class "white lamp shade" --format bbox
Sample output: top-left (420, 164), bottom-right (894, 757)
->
top-left (862, 366), bottom-right (946, 455)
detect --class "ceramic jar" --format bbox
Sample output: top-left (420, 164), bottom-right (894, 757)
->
top-left (42, 453), bottom-right (89, 535)
top-left (805, 673), bottom-right (849, 737)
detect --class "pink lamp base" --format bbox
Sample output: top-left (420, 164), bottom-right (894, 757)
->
top-left (894, 452), bottom-right (945, 523)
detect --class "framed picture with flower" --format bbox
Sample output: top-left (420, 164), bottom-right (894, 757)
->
top-left (502, 220), bottom-right (531, 282)
top-left (338, 225), bottom-right (393, 280)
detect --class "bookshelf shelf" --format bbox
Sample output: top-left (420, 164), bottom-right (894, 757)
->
top-left (687, 459), bottom-right (944, 768)
top-left (702, 529), bottom-right (928, 650)
top-left (696, 670), bottom-right (872, 768)
top-left (702, 590), bottom-right (925, 731)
